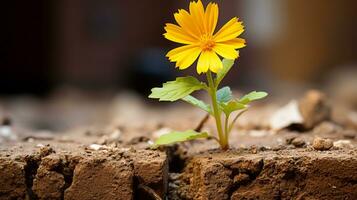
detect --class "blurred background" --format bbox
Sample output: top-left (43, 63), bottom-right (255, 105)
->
top-left (2, 0), bottom-right (357, 95)
top-left (1, 0), bottom-right (357, 131)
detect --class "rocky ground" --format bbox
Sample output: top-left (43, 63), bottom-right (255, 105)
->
top-left (0, 89), bottom-right (357, 200)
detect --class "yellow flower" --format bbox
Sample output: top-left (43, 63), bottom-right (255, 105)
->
top-left (164, 0), bottom-right (246, 74)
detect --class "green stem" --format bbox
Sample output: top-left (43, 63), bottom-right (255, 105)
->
top-left (225, 114), bottom-right (229, 143)
top-left (206, 71), bottom-right (229, 150)
top-left (228, 109), bottom-right (248, 133)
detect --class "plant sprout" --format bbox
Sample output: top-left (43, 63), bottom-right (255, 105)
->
top-left (149, 0), bottom-right (267, 150)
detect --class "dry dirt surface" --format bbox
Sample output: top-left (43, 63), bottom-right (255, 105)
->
top-left (0, 90), bottom-right (357, 199)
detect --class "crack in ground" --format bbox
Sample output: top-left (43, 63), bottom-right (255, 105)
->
top-left (225, 159), bottom-right (265, 200)
top-left (24, 156), bottom-right (40, 200)
top-left (52, 156), bottom-right (75, 200)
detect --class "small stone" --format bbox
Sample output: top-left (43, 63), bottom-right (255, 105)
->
top-left (299, 90), bottom-right (331, 129)
top-left (285, 135), bottom-right (296, 145)
top-left (89, 144), bottom-right (105, 151)
top-left (272, 145), bottom-right (286, 151)
top-left (270, 100), bottom-right (303, 130)
top-left (147, 140), bottom-right (154, 145)
top-left (333, 140), bottom-right (353, 149)
top-left (36, 143), bottom-right (45, 148)
top-left (291, 137), bottom-right (306, 148)
top-left (284, 132), bottom-right (301, 145)
top-left (312, 138), bottom-right (333, 151)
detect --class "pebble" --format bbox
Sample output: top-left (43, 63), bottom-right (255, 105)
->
top-left (269, 100), bottom-right (303, 130)
top-left (272, 145), bottom-right (286, 151)
top-left (312, 138), bottom-right (333, 151)
top-left (147, 140), bottom-right (154, 145)
top-left (36, 143), bottom-right (45, 148)
top-left (299, 90), bottom-right (331, 129)
top-left (291, 137), bottom-right (306, 148)
top-left (333, 140), bottom-right (353, 149)
top-left (89, 144), bottom-right (105, 151)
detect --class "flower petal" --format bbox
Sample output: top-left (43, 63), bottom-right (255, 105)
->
top-left (176, 48), bottom-right (201, 70)
top-left (213, 17), bottom-right (244, 42)
top-left (197, 51), bottom-right (223, 74)
top-left (213, 44), bottom-right (238, 59)
top-left (220, 38), bottom-right (246, 49)
top-left (204, 2), bottom-right (218, 35)
top-left (164, 23), bottom-right (197, 44)
top-left (197, 51), bottom-right (210, 74)
top-left (189, 0), bottom-right (205, 34)
top-left (174, 9), bottom-right (201, 39)
top-left (206, 51), bottom-right (223, 73)
top-left (166, 45), bottom-right (201, 70)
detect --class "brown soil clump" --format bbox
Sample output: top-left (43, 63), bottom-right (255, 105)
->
top-left (0, 143), bottom-right (168, 200)
top-left (173, 149), bottom-right (357, 200)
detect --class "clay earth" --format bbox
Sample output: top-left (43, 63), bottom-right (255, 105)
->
top-left (0, 90), bottom-right (357, 200)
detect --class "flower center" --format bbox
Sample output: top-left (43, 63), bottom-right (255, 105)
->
top-left (200, 35), bottom-right (215, 51)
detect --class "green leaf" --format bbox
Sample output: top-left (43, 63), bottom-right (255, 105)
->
top-left (217, 86), bottom-right (233, 103)
top-left (182, 95), bottom-right (212, 114)
top-left (152, 130), bottom-right (209, 147)
top-left (216, 59), bottom-right (234, 85)
top-left (219, 100), bottom-right (247, 116)
top-left (149, 76), bottom-right (206, 102)
top-left (239, 91), bottom-right (268, 104)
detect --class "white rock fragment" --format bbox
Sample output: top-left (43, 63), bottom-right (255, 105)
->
top-left (89, 144), bottom-right (105, 151)
top-left (36, 143), bottom-right (45, 148)
top-left (147, 140), bottom-right (154, 145)
top-left (270, 100), bottom-right (303, 130)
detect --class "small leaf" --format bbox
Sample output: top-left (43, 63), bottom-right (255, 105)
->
top-left (217, 86), bottom-right (233, 103)
top-left (220, 100), bottom-right (247, 116)
top-left (239, 91), bottom-right (268, 104)
top-left (149, 76), bottom-right (206, 102)
top-left (182, 95), bottom-right (212, 114)
top-left (152, 130), bottom-right (209, 147)
top-left (216, 59), bottom-right (234, 85)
